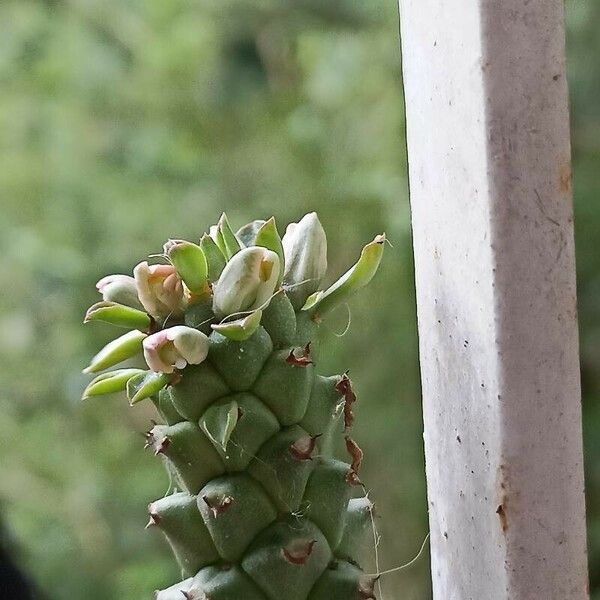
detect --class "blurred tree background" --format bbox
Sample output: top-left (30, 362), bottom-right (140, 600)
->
top-left (0, 1), bottom-right (597, 598)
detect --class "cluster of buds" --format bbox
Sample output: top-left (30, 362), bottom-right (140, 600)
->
top-left (82, 212), bottom-right (385, 404)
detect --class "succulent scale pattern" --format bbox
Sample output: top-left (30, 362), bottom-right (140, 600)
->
top-left (82, 213), bottom-right (385, 599)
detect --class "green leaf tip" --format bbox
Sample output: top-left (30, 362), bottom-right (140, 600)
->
top-left (126, 371), bottom-right (171, 404)
top-left (201, 400), bottom-right (240, 453)
top-left (84, 301), bottom-right (151, 330)
top-left (217, 213), bottom-right (243, 260)
top-left (200, 233), bottom-right (227, 281)
top-left (211, 309), bottom-right (263, 341)
top-left (82, 368), bottom-right (146, 400)
top-left (255, 217), bottom-right (285, 286)
top-left (302, 233), bottom-right (386, 316)
top-left (164, 239), bottom-right (208, 295)
top-left (83, 330), bottom-right (147, 374)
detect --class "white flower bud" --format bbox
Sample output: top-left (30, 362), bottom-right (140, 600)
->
top-left (96, 274), bottom-right (143, 309)
top-left (281, 212), bottom-right (327, 307)
top-left (143, 326), bottom-right (209, 374)
top-left (212, 247), bottom-right (280, 318)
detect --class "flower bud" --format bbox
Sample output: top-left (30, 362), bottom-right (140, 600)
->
top-left (143, 326), bottom-right (209, 374)
top-left (282, 212), bottom-right (327, 308)
top-left (96, 274), bottom-right (143, 309)
top-left (212, 247), bottom-right (280, 318)
top-left (163, 239), bottom-right (208, 295)
top-left (133, 262), bottom-right (186, 321)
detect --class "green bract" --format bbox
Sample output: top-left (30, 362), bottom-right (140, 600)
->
top-left (164, 240), bottom-right (209, 295)
top-left (84, 301), bottom-right (151, 330)
top-left (82, 213), bottom-right (385, 599)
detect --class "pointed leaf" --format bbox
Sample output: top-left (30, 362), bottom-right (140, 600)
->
top-left (200, 234), bottom-right (227, 281)
top-left (83, 330), bottom-right (147, 374)
top-left (211, 310), bottom-right (263, 342)
top-left (82, 368), bottom-right (146, 399)
top-left (201, 400), bottom-right (239, 453)
top-left (218, 213), bottom-right (243, 259)
top-left (127, 370), bottom-right (171, 404)
top-left (84, 301), bottom-right (151, 330)
top-left (166, 240), bottom-right (208, 294)
top-left (255, 217), bottom-right (285, 286)
top-left (302, 234), bottom-right (385, 316)
top-left (209, 223), bottom-right (227, 255)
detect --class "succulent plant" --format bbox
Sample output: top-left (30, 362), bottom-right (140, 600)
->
top-left (83, 212), bottom-right (385, 599)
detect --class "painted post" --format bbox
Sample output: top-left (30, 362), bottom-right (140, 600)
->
top-left (398, 1), bottom-right (589, 598)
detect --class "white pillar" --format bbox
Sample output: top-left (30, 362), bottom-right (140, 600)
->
top-left (399, 1), bottom-right (589, 598)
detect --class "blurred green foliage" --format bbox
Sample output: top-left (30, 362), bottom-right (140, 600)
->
top-left (0, 1), bottom-right (597, 599)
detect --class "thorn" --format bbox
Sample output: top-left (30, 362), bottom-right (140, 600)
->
top-left (155, 436), bottom-right (171, 456)
top-left (290, 434), bottom-right (320, 461)
top-left (281, 539), bottom-right (317, 565)
top-left (286, 343), bottom-right (313, 367)
top-left (358, 575), bottom-right (378, 599)
top-left (345, 436), bottom-right (364, 478)
top-left (202, 494), bottom-right (233, 518)
top-left (145, 512), bottom-right (160, 529)
top-left (336, 373), bottom-right (357, 431)
top-left (143, 430), bottom-right (154, 449)
top-left (364, 497), bottom-right (376, 516)
top-left (346, 469), bottom-right (363, 486)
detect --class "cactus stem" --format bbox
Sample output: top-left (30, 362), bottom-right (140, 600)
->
top-left (84, 214), bottom-right (386, 598)
top-left (286, 343), bottom-right (313, 367)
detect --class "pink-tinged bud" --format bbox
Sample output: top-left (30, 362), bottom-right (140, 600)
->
top-left (96, 274), bottom-right (143, 309)
top-left (133, 262), bottom-right (186, 321)
top-left (143, 326), bottom-right (209, 374)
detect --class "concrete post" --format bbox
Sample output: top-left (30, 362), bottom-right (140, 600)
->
top-left (398, 1), bottom-right (589, 598)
